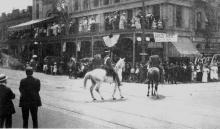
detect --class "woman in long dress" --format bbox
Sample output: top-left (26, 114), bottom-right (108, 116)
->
top-left (202, 65), bottom-right (209, 83)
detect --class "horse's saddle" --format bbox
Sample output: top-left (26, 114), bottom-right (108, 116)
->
top-left (148, 67), bottom-right (160, 73)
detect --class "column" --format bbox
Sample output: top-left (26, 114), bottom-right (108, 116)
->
top-left (133, 32), bottom-right (136, 67)
top-left (91, 36), bottom-right (94, 57)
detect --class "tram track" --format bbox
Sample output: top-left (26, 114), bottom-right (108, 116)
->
top-left (10, 84), bottom-right (194, 129)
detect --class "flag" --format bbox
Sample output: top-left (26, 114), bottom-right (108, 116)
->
top-left (103, 34), bottom-right (120, 48)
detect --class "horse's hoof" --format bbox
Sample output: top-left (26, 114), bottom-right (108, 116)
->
top-left (93, 98), bottom-right (96, 101)
top-left (147, 94), bottom-right (149, 97)
top-left (101, 98), bottom-right (104, 100)
top-left (113, 98), bottom-right (116, 100)
top-left (121, 96), bottom-right (124, 99)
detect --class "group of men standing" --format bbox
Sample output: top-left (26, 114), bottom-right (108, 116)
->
top-left (0, 67), bottom-right (41, 128)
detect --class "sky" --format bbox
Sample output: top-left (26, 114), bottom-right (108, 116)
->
top-left (0, 0), bottom-right (32, 14)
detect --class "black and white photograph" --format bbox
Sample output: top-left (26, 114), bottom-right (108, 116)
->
top-left (0, 0), bottom-right (220, 128)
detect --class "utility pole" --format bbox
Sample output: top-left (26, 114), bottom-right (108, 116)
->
top-left (141, 0), bottom-right (147, 63)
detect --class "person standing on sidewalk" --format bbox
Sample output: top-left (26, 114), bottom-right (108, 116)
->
top-left (19, 67), bottom-right (42, 128)
top-left (0, 74), bottom-right (15, 128)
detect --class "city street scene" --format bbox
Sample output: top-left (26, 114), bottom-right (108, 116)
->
top-left (0, 0), bottom-right (220, 128)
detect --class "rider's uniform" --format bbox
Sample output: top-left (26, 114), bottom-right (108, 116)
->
top-left (104, 55), bottom-right (122, 86)
top-left (149, 55), bottom-right (161, 68)
top-left (147, 55), bottom-right (162, 82)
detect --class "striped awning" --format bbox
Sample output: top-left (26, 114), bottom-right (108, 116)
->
top-left (8, 16), bottom-right (54, 31)
top-left (170, 37), bottom-right (202, 57)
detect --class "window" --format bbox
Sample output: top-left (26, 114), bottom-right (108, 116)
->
top-left (103, 0), bottom-right (109, 5)
top-left (196, 12), bottom-right (202, 30)
top-left (83, 0), bottom-right (89, 10)
top-left (152, 4), bottom-right (160, 21)
top-left (94, 0), bottom-right (99, 7)
top-left (36, 3), bottom-right (39, 19)
top-left (218, 16), bottom-right (220, 31)
top-left (74, 0), bottom-right (79, 11)
top-left (176, 5), bottom-right (183, 28)
top-left (114, 0), bottom-right (120, 3)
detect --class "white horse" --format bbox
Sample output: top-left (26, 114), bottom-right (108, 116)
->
top-left (84, 58), bottom-right (125, 100)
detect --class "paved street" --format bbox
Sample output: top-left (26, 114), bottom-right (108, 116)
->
top-left (1, 67), bottom-right (220, 128)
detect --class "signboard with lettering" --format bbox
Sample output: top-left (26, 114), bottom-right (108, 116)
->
top-left (154, 32), bottom-right (178, 43)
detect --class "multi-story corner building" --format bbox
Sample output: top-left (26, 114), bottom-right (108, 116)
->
top-left (6, 0), bottom-right (220, 65)
top-left (0, 6), bottom-right (32, 57)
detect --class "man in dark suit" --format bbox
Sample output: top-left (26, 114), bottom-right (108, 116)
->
top-left (19, 67), bottom-right (42, 128)
top-left (0, 74), bottom-right (15, 128)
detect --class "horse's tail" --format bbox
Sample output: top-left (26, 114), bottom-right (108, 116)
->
top-left (84, 72), bottom-right (92, 89)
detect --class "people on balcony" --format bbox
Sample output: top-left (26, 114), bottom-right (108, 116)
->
top-left (88, 17), bottom-right (96, 32)
top-left (133, 16), bottom-right (141, 29)
top-left (157, 19), bottom-right (163, 30)
top-left (82, 17), bottom-right (88, 32)
top-left (152, 19), bottom-right (157, 30)
top-left (8, 11), bottom-right (164, 40)
top-left (79, 21), bottom-right (83, 32)
top-left (119, 12), bottom-right (127, 30)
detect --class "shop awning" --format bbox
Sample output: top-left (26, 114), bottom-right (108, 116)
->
top-left (170, 37), bottom-right (201, 57)
top-left (8, 16), bottom-right (54, 31)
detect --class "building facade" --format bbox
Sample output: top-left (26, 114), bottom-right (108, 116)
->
top-left (5, 0), bottom-right (220, 66)
top-left (0, 6), bottom-right (32, 58)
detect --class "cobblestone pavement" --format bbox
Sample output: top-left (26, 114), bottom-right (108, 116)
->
top-left (1, 68), bottom-right (220, 129)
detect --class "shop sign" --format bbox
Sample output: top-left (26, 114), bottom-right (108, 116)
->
top-left (154, 32), bottom-right (178, 43)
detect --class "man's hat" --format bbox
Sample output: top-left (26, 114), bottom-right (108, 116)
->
top-left (0, 74), bottom-right (8, 82)
top-left (26, 66), bottom-right (33, 71)
top-left (26, 66), bottom-right (33, 75)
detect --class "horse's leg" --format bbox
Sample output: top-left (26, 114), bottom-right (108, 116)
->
top-left (155, 82), bottom-right (159, 98)
top-left (112, 83), bottom-right (117, 100)
top-left (147, 81), bottom-right (150, 97)
top-left (95, 83), bottom-right (104, 100)
top-left (151, 81), bottom-right (154, 96)
top-left (90, 83), bottom-right (96, 101)
top-left (117, 85), bottom-right (124, 99)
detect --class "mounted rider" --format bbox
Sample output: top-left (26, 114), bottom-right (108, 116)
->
top-left (147, 55), bottom-right (162, 81)
top-left (148, 55), bottom-right (161, 68)
top-left (103, 50), bottom-right (122, 86)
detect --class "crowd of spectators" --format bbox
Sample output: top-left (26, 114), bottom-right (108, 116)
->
top-left (8, 10), bottom-right (164, 40)
top-left (122, 60), bottom-right (219, 84)
top-left (105, 11), bottom-right (164, 31)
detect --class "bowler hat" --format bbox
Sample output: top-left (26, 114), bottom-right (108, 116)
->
top-left (26, 66), bottom-right (33, 71)
top-left (0, 74), bottom-right (8, 82)
top-left (26, 66), bottom-right (34, 75)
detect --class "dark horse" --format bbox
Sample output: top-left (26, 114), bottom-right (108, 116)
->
top-left (147, 67), bottom-right (160, 98)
